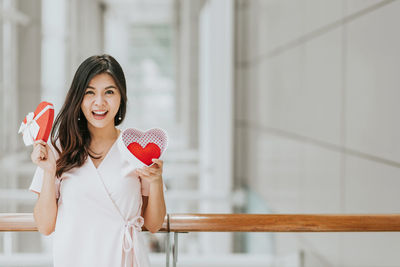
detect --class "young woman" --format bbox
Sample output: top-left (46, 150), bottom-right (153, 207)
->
top-left (29, 54), bottom-right (166, 267)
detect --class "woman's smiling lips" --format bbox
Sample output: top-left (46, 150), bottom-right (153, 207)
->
top-left (92, 110), bottom-right (108, 120)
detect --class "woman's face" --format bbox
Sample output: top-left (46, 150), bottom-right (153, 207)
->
top-left (81, 73), bottom-right (121, 131)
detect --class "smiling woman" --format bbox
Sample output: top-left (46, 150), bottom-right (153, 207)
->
top-left (51, 55), bottom-right (128, 176)
top-left (81, 73), bottom-right (121, 133)
top-left (29, 54), bottom-right (166, 267)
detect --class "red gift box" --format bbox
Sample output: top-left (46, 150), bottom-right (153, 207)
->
top-left (18, 101), bottom-right (54, 146)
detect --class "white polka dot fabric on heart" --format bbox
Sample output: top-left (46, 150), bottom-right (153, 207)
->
top-left (121, 128), bottom-right (168, 154)
top-left (117, 128), bottom-right (168, 166)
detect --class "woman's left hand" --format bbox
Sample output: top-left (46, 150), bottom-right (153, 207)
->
top-left (135, 158), bottom-right (163, 184)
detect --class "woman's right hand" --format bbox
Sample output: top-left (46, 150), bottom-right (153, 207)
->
top-left (31, 140), bottom-right (57, 175)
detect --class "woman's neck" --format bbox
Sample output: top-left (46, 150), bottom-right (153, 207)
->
top-left (88, 124), bottom-right (119, 143)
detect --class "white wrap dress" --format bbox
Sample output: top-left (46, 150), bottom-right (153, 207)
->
top-left (29, 131), bottom-right (154, 267)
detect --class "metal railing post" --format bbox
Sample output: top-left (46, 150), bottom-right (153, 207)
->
top-left (165, 214), bottom-right (172, 267)
top-left (173, 232), bottom-right (178, 267)
top-left (165, 232), bottom-right (170, 267)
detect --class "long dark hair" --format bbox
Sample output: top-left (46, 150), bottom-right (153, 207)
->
top-left (51, 54), bottom-right (127, 177)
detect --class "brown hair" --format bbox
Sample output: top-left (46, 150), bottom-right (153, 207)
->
top-left (50, 54), bottom-right (127, 177)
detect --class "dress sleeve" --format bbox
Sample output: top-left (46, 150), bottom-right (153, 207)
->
top-left (29, 167), bottom-right (61, 200)
top-left (140, 177), bottom-right (167, 196)
top-left (29, 141), bottom-right (61, 199)
top-left (29, 166), bottom-right (44, 194)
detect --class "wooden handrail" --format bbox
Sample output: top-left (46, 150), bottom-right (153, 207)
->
top-left (0, 213), bottom-right (37, 232)
top-left (168, 214), bottom-right (400, 232)
top-left (2, 213), bottom-right (400, 232)
top-left (0, 213), bottom-right (169, 232)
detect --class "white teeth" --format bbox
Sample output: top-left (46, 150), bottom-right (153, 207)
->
top-left (93, 111), bottom-right (107, 115)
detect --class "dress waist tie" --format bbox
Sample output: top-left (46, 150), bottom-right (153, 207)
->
top-left (123, 216), bottom-right (145, 267)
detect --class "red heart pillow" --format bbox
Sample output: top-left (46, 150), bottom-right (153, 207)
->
top-left (121, 128), bottom-right (168, 165)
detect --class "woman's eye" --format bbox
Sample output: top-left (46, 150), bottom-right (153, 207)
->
top-left (85, 91), bottom-right (94, 95)
top-left (106, 90), bottom-right (114, 94)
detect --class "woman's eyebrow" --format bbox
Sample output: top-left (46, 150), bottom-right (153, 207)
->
top-left (86, 85), bottom-right (117, 89)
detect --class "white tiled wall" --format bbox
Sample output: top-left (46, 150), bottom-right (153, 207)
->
top-left (346, 0), bottom-right (400, 162)
top-left (235, 0), bottom-right (400, 266)
top-left (255, 26), bottom-right (343, 145)
top-left (345, 154), bottom-right (400, 213)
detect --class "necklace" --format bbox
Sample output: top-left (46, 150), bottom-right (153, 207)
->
top-left (89, 128), bottom-right (120, 158)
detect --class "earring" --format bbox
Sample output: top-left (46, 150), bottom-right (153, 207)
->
top-left (78, 111), bottom-right (81, 121)
top-left (118, 109), bottom-right (122, 121)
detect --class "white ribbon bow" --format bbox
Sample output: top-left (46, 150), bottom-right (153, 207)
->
top-left (123, 216), bottom-right (145, 267)
top-left (18, 112), bottom-right (40, 146)
top-left (18, 104), bottom-right (54, 146)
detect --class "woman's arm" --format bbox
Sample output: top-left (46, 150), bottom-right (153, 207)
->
top-left (137, 159), bottom-right (166, 233)
top-left (33, 170), bottom-right (58, 235)
top-left (143, 180), bottom-right (166, 233)
top-left (31, 141), bottom-right (58, 236)
top-left (141, 196), bottom-right (148, 217)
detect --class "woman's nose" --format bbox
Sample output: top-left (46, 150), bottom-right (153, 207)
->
top-left (94, 94), bottom-right (106, 105)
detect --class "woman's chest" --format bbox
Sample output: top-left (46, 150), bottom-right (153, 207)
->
top-left (90, 157), bottom-right (103, 169)
top-left (59, 157), bottom-right (143, 218)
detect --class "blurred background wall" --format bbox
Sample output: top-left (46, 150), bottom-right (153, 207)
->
top-left (1, 0), bottom-right (400, 266)
top-left (235, 0), bottom-right (400, 266)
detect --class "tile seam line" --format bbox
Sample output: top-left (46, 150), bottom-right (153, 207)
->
top-left (236, 0), bottom-right (396, 68)
top-left (236, 119), bottom-right (400, 169)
